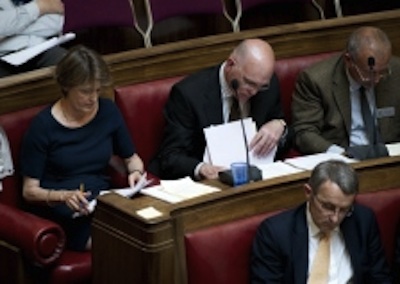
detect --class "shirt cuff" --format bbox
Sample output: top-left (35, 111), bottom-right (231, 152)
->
top-left (326, 144), bottom-right (345, 154)
top-left (194, 162), bottom-right (204, 180)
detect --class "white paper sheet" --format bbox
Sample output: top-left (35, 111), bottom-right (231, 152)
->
top-left (386, 142), bottom-right (400, 156)
top-left (1, 33), bottom-right (76, 66)
top-left (259, 161), bottom-right (305, 180)
top-left (203, 118), bottom-right (276, 168)
top-left (141, 177), bottom-right (220, 204)
top-left (136, 206), bottom-right (163, 219)
top-left (284, 153), bottom-right (357, 171)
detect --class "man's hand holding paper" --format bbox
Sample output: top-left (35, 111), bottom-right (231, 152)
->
top-left (250, 119), bottom-right (286, 157)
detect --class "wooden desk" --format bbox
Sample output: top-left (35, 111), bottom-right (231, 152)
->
top-left (92, 156), bottom-right (400, 284)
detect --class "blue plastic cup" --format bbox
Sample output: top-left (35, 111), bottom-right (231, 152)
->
top-left (231, 162), bottom-right (248, 186)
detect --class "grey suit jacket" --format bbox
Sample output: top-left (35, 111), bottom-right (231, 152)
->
top-left (251, 203), bottom-right (392, 284)
top-left (292, 54), bottom-right (400, 154)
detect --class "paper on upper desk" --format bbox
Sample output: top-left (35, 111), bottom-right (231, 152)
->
top-left (284, 153), bottom-right (357, 171)
top-left (203, 118), bottom-right (275, 168)
top-left (259, 161), bottom-right (305, 180)
top-left (73, 172), bottom-right (153, 218)
top-left (1, 33), bottom-right (76, 66)
top-left (386, 142), bottom-right (400, 156)
top-left (141, 177), bottom-right (221, 204)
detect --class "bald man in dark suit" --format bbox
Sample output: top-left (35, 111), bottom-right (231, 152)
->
top-left (150, 39), bottom-right (290, 180)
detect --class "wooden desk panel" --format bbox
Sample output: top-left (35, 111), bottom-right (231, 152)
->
top-left (92, 156), bottom-right (400, 284)
top-left (2, 10), bottom-right (400, 115)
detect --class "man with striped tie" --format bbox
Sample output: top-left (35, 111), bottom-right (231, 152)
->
top-left (251, 160), bottom-right (392, 283)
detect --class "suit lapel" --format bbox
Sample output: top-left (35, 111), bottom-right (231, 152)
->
top-left (202, 66), bottom-right (224, 126)
top-left (293, 205), bottom-right (309, 284)
top-left (341, 215), bottom-right (361, 284)
top-left (332, 57), bottom-right (352, 136)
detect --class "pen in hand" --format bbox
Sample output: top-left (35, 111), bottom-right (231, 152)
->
top-left (78, 183), bottom-right (89, 214)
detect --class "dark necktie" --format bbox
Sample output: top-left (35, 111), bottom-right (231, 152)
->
top-left (360, 86), bottom-right (376, 144)
top-left (229, 97), bottom-right (241, 122)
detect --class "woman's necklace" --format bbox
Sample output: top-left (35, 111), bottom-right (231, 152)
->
top-left (60, 101), bottom-right (76, 123)
top-left (60, 99), bottom-right (98, 126)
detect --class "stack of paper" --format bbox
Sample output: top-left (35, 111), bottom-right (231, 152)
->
top-left (258, 161), bottom-right (304, 180)
top-left (284, 153), bottom-right (357, 171)
top-left (141, 177), bottom-right (221, 204)
top-left (203, 118), bottom-right (276, 168)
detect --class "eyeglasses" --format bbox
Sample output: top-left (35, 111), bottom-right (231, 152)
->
top-left (351, 61), bottom-right (391, 83)
top-left (313, 194), bottom-right (354, 218)
top-left (241, 76), bottom-right (269, 92)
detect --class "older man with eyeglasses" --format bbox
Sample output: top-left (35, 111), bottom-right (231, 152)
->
top-left (292, 26), bottom-right (400, 160)
top-left (251, 160), bottom-right (392, 284)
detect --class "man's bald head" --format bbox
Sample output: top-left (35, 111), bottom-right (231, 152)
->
top-left (225, 38), bottom-right (275, 100)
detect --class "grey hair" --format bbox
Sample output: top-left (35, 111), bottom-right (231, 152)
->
top-left (346, 26), bottom-right (391, 60)
top-left (308, 160), bottom-right (358, 195)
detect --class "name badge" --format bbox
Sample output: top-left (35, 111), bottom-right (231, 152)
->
top-left (376, 107), bottom-right (395, 118)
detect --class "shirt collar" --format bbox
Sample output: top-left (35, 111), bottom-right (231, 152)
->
top-left (306, 202), bottom-right (320, 238)
top-left (219, 61), bottom-right (233, 99)
top-left (345, 66), bottom-right (362, 93)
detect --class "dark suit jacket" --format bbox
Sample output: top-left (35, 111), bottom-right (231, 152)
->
top-left (292, 54), bottom-right (400, 154)
top-left (149, 64), bottom-right (288, 179)
top-left (251, 203), bottom-right (392, 284)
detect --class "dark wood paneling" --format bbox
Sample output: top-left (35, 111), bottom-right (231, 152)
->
top-left (1, 10), bottom-right (400, 115)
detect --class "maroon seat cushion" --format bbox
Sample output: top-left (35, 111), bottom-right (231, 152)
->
top-left (0, 105), bottom-right (45, 207)
top-left (185, 210), bottom-right (281, 284)
top-left (50, 251), bottom-right (91, 284)
top-left (114, 76), bottom-right (184, 168)
top-left (355, 188), bottom-right (400, 266)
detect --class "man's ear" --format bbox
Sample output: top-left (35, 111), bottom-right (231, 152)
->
top-left (226, 57), bottom-right (235, 67)
top-left (343, 52), bottom-right (352, 64)
top-left (304, 183), bottom-right (312, 200)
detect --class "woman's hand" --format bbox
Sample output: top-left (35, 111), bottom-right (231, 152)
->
top-left (125, 153), bottom-right (144, 188)
top-left (63, 190), bottom-right (91, 215)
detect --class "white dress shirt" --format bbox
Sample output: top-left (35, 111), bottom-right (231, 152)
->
top-left (326, 70), bottom-right (377, 154)
top-left (306, 203), bottom-right (353, 284)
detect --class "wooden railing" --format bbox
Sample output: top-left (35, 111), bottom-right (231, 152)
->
top-left (1, 9), bottom-right (400, 115)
